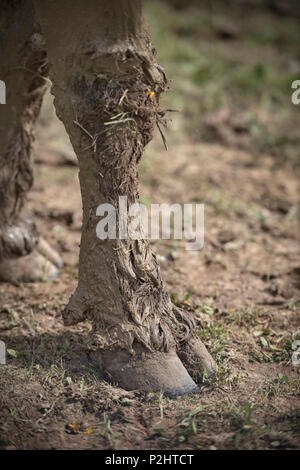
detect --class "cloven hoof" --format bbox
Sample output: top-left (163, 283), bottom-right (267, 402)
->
top-left (90, 345), bottom-right (199, 398)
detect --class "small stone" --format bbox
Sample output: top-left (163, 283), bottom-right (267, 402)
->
top-left (271, 441), bottom-right (280, 448)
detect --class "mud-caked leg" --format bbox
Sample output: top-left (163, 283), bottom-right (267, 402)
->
top-left (33, 0), bottom-right (216, 396)
top-left (0, 0), bottom-right (63, 283)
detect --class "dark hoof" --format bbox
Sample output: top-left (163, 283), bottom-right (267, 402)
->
top-left (90, 345), bottom-right (198, 398)
top-left (178, 335), bottom-right (217, 383)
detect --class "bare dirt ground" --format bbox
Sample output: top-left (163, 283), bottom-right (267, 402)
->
top-left (0, 105), bottom-right (299, 450)
top-left (0, 1), bottom-right (299, 451)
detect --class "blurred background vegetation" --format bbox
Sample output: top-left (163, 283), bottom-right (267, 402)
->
top-left (144, 0), bottom-right (300, 166)
top-left (1, 1), bottom-right (299, 451)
